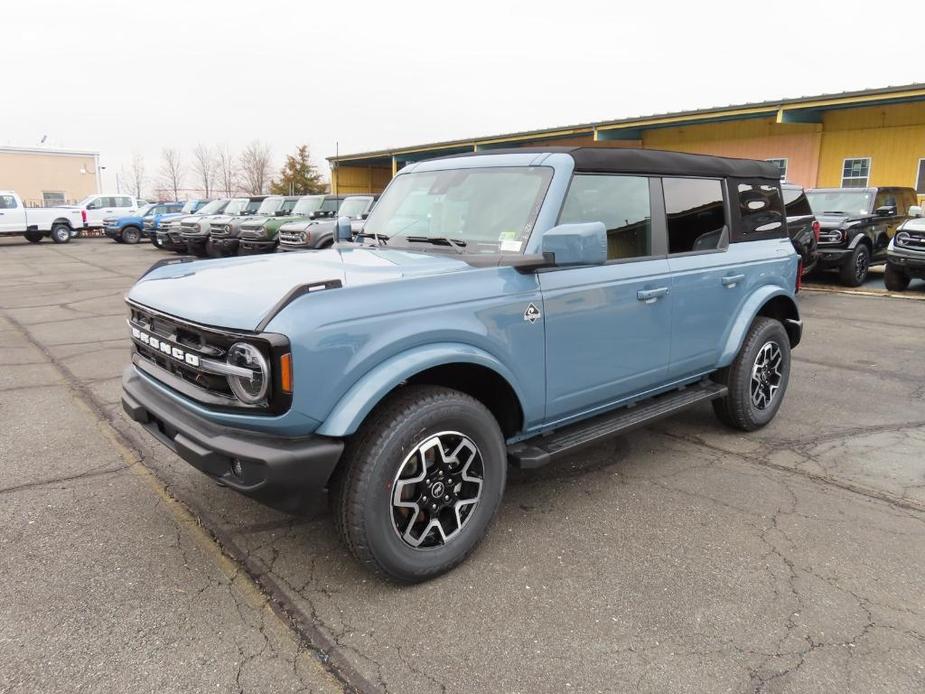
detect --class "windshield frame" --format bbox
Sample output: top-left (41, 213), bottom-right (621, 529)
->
top-left (338, 196), bottom-right (373, 219)
top-left (362, 165), bottom-right (554, 255)
top-left (194, 199), bottom-right (226, 215)
top-left (255, 197), bottom-right (285, 216)
top-left (292, 195), bottom-right (325, 215)
top-left (179, 200), bottom-right (200, 214)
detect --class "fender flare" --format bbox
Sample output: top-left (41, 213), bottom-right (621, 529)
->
top-left (52, 217), bottom-right (74, 228)
top-left (848, 231), bottom-right (873, 250)
top-left (718, 287), bottom-right (800, 367)
top-left (315, 342), bottom-right (527, 437)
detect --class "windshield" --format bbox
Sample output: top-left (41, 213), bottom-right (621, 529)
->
top-left (292, 195), bottom-right (325, 215)
top-left (196, 199), bottom-right (226, 215)
top-left (339, 196), bottom-right (372, 218)
top-left (806, 190), bottom-right (873, 216)
top-left (75, 196), bottom-right (95, 207)
top-left (221, 198), bottom-right (248, 215)
top-left (363, 166), bottom-right (553, 253)
top-left (180, 200), bottom-right (199, 214)
top-left (256, 197), bottom-right (284, 215)
top-left (244, 199), bottom-right (263, 214)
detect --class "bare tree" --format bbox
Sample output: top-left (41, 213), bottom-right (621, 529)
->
top-left (191, 144), bottom-right (218, 197)
top-left (159, 148), bottom-right (185, 201)
top-left (239, 141), bottom-right (273, 195)
top-left (216, 145), bottom-right (238, 197)
top-left (128, 151), bottom-right (146, 198)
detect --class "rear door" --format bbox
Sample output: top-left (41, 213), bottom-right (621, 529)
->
top-left (0, 194), bottom-right (27, 233)
top-left (664, 177), bottom-right (756, 379)
top-left (540, 174), bottom-right (672, 423)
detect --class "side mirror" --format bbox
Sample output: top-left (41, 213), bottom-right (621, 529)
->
top-left (541, 222), bottom-right (607, 266)
top-left (875, 205), bottom-right (896, 217)
top-left (335, 216), bottom-right (353, 241)
top-left (361, 212), bottom-right (369, 220)
top-left (909, 205), bottom-right (923, 218)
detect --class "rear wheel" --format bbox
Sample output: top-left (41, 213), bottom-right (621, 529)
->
top-left (51, 224), bottom-right (71, 244)
top-left (839, 244), bottom-right (870, 287)
top-left (884, 262), bottom-right (910, 292)
top-left (332, 385), bottom-right (506, 583)
top-left (712, 317), bottom-right (791, 432)
top-left (24, 231), bottom-right (43, 243)
top-left (122, 226), bottom-right (141, 244)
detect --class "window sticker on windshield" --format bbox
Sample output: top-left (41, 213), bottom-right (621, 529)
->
top-left (500, 239), bottom-right (522, 252)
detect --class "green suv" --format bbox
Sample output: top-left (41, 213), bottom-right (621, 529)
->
top-left (238, 194), bottom-right (343, 254)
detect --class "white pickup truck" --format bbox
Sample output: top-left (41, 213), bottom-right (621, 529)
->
top-left (0, 191), bottom-right (144, 244)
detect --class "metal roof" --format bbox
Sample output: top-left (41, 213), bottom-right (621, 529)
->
top-left (0, 145), bottom-right (100, 157)
top-left (328, 82), bottom-right (925, 165)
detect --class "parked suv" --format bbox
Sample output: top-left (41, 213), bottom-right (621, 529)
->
top-left (209, 196), bottom-right (282, 256)
top-left (145, 199), bottom-right (209, 248)
top-left (239, 194), bottom-right (343, 254)
top-left (806, 186), bottom-right (918, 286)
top-left (122, 148), bottom-right (801, 582)
top-left (278, 195), bottom-right (376, 251)
top-left (781, 184), bottom-right (818, 276)
top-left (104, 202), bottom-right (183, 244)
top-left (183, 196), bottom-right (265, 257)
top-left (157, 199), bottom-right (230, 252)
top-left (884, 205), bottom-right (925, 291)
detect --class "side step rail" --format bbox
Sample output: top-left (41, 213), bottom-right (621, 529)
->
top-left (507, 381), bottom-right (728, 469)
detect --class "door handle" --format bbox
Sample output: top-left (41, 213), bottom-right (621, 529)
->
top-left (636, 287), bottom-right (669, 303)
top-left (721, 274), bottom-right (746, 287)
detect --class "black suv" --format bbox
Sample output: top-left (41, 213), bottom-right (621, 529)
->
top-left (806, 186), bottom-right (918, 286)
top-left (782, 184), bottom-right (818, 276)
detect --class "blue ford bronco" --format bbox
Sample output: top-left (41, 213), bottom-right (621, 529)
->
top-left (121, 148), bottom-right (802, 582)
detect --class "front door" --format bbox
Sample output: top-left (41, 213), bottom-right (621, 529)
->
top-left (0, 194), bottom-right (26, 233)
top-left (539, 174), bottom-right (672, 424)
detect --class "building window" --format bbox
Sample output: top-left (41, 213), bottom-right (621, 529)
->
top-left (841, 158), bottom-right (871, 188)
top-left (766, 159), bottom-right (788, 180)
top-left (43, 191), bottom-right (66, 205)
top-left (916, 159), bottom-right (925, 195)
top-left (662, 178), bottom-right (726, 254)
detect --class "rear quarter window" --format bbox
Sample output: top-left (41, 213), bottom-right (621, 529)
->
top-left (732, 181), bottom-right (786, 241)
top-left (782, 188), bottom-right (812, 217)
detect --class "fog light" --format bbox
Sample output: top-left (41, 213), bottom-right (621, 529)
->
top-left (231, 458), bottom-right (244, 478)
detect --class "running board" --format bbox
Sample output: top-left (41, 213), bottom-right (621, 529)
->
top-left (507, 381), bottom-right (728, 469)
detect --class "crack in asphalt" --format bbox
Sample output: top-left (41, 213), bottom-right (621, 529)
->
top-left (0, 465), bottom-right (127, 496)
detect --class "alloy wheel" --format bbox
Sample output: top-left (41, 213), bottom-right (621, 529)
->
top-left (390, 431), bottom-right (483, 549)
top-left (750, 341), bottom-right (783, 410)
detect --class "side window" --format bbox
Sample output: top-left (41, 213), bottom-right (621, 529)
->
top-left (736, 183), bottom-right (785, 236)
top-left (85, 197), bottom-right (103, 210)
top-left (152, 205), bottom-right (167, 215)
top-left (782, 187), bottom-right (812, 217)
top-left (875, 190), bottom-right (898, 214)
top-left (0, 195), bottom-right (18, 209)
top-left (102, 197), bottom-right (118, 208)
top-left (558, 174), bottom-right (652, 260)
top-left (662, 178), bottom-right (726, 254)
top-left (116, 196), bottom-right (133, 207)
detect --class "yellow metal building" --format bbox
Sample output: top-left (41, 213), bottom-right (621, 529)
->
top-left (0, 145), bottom-right (102, 206)
top-left (329, 83), bottom-right (925, 201)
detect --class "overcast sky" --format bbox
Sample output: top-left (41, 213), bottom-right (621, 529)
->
top-left (3, 0), bottom-right (921, 193)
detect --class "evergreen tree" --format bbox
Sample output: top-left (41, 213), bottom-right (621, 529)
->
top-left (270, 145), bottom-right (326, 195)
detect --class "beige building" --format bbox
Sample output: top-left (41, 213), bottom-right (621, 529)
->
top-left (0, 145), bottom-right (101, 207)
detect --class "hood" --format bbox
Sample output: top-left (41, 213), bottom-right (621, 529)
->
top-left (815, 212), bottom-right (869, 230)
top-left (239, 215), bottom-right (273, 228)
top-left (280, 218), bottom-right (333, 232)
top-left (157, 212), bottom-right (185, 224)
top-left (128, 246), bottom-right (473, 331)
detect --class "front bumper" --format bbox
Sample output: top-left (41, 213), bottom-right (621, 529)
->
top-left (121, 366), bottom-right (344, 513)
top-left (211, 236), bottom-right (240, 253)
top-left (238, 238), bottom-right (277, 253)
top-left (816, 246), bottom-right (851, 267)
top-left (157, 230), bottom-right (186, 249)
top-left (104, 227), bottom-right (122, 239)
top-left (888, 248), bottom-right (925, 276)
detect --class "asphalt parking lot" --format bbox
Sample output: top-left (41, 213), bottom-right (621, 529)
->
top-left (1, 237), bottom-right (924, 694)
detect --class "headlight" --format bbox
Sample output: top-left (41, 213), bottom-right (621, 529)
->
top-left (895, 231), bottom-right (910, 246)
top-left (194, 223), bottom-right (202, 232)
top-left (226, 342), bottom-right (269, 403)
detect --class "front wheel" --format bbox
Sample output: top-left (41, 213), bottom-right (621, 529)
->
top-left (332, 385), bottom-right (506, 583)
top-left (24, 231), bottom-right (43, 243)
top-left (712, 317), bottom-right (791, 432)
top-left (840, 244), bottom-right (870, 287)
top-left (884, 263), bottom-right (910, 292)
top-left (122, 226), bottom-right (141, 244)
top-left (51, 224), bottom-right (71, 244)
top-left (151, 234), bottom-right (163, 249)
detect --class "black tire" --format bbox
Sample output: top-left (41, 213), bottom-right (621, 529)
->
top-left (24, 231), bottom-right (43, 243)
top-left (884, 262), bottom-right (910, 292)
top-left (122, 226), bottom-right (141, 244)
top-left (51, 224), bottom-right (71, 244)
top-left (332, 385), bottom-right (506, 583)
top-left (712, 317), bottom-right (791, 432)
top-left (839, 243), bottom-right (870, 287)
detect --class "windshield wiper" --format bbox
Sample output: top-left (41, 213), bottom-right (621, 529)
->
top-left (822, 210), bottom-right (845, 214)
top-left (354, 231), bottom-right (389, 245)
top-left (404, 236), bottom-right (468, 251)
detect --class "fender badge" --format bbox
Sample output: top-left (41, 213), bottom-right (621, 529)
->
top-left (523, 303), bottom-right (541, 324)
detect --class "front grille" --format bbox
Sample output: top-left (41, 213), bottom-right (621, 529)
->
top-left (279, 231), bottom-right (305, 245)
top-left (210, 223), bottom-right (230, 237)
top-left (127, 302), bottom-right (291, 414)
top-left (897, 233), bottom-right (925, 252)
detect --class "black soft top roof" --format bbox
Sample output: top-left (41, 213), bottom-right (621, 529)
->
top-left (456, 146), bottom-right (781, 180)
